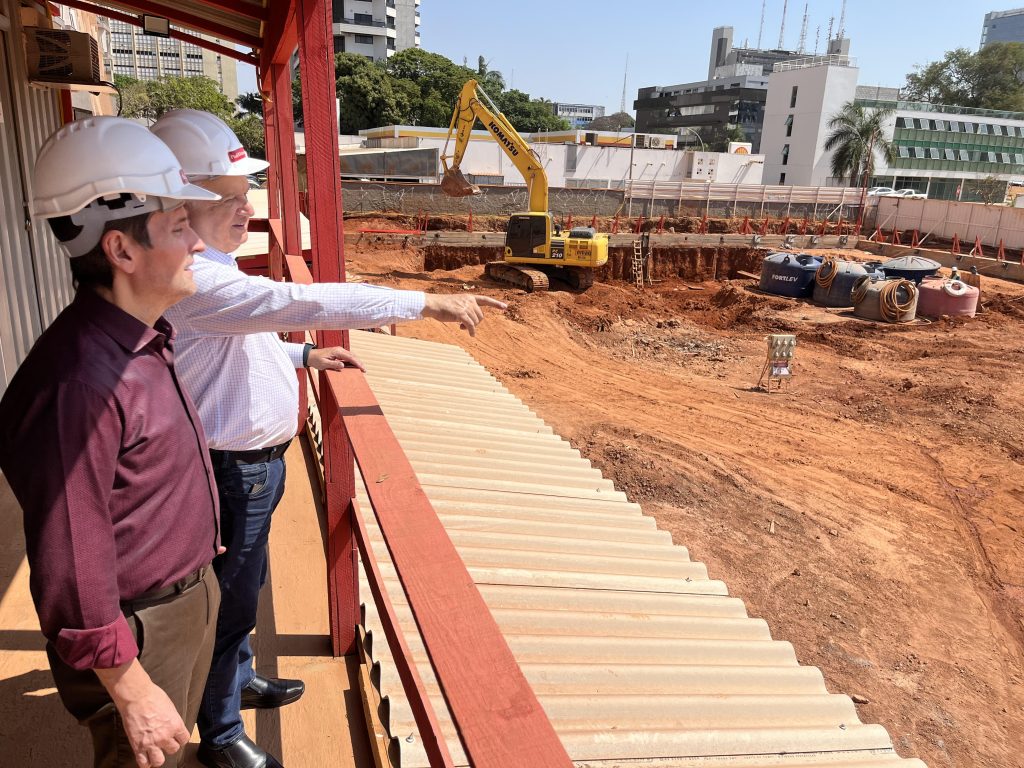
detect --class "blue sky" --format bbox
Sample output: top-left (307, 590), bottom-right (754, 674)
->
top-left (238, 1), bottom-right (1024, 113)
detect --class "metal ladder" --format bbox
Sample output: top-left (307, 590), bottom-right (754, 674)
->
top-left (631, 232), bottom-right (651, 289)
top-left (631, 238), bottom-right (645, 288)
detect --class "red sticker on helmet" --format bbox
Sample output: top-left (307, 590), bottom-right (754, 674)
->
top-left (228, 147), bottom-right (247, 162)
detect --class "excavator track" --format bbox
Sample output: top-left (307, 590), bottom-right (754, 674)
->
top-left (564, 267), bottom-right (595, 291)
top-left (485, 261), bottom-right (550, 292)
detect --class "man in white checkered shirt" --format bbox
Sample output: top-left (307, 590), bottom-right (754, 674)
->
top-left (153, 110), bottom-right (504, 768)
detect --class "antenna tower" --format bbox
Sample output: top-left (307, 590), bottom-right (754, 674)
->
top-left (827, 16), bottom-right (834, 42)
top-left (778, 0), bottom-right (788, 49)
top-left (620, 54), bottom-right (629, 114)
top-left (838, 0), bottom-right (846, 38)
top-left (757, 0), bottom-right (766, 48)
top-left (814, 24), bottom-right (820, 54)
top-left (798, 3), bottom-right (808, 53)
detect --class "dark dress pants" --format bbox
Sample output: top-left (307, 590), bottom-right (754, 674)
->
top-left (47, 568), bottom-right (221, 768)
top-left (198, 455), bottom-right (287, 748)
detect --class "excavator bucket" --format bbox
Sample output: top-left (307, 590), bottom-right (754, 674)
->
top-left (440, 167), bottom-right (481, 198)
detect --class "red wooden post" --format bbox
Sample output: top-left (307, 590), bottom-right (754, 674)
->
top-left (590, 213), bottom-right (597, 228)
top-left (566, 214), bottom-right (573, 230)
top-left (741, 215), bottom-right (750, 234)
top-left (759, 217), bottom-right (770, 235)
top-left (890, 228), bottom-right (901, 245)
top-left (951, 233), bottom-right (961, 254)
top-left (836, 214), bottom-right (844, 234)
top-left (971, 235), bottom-right (984, 257)
top-left (799, 217), bottom-right (808, 235)
top-left (612, 214), bottom-right (620, 234)
top-left (296, 0), bottom-right (357, 657)
top-left (634, 215), bottom-right (643, 234)
top-left (698, 214), bottom-right (708, 234)
top-left (911, 229), bottom-right (920, 247)
top-left (818, 218), bottom-right (827, 236)
top-left (657, 214), bottom-right (665, 233)
top-left (781, 216), bottom-right (791, 235)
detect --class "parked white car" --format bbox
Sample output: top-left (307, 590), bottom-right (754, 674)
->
top-left (866, 186), bottom-right (895, 197)
top-left (886, 188), bottom-right (928, 199)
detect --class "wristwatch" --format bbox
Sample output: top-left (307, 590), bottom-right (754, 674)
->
top-left (302, 342), bottom-right (317, 366)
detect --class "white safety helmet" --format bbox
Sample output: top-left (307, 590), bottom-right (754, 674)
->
top-left (33, 116), bottom-right (220, 257)
top-left (151, 109), bottom-right (269, 178)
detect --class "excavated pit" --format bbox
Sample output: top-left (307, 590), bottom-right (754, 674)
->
top-left (423, 244), bottom-right (766, 283)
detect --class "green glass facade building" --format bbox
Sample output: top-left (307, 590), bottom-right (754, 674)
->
top-left (858, 99), bottom-right (1024, 201)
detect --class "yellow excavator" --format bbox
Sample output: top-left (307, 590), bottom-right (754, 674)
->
top-left (439, 79), bottom-right (609, 292)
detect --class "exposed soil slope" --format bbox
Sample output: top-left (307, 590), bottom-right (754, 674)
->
top-left (344, 231), bottom-right (1024, 768)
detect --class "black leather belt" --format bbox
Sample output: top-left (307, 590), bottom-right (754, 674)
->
top-left (121, 566), bottom-right (209, 613)
top-left (210, 439), bottom-right (291, 467)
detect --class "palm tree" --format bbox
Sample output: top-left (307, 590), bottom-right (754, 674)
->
top-left (824, 102), bottom-right (897, 187)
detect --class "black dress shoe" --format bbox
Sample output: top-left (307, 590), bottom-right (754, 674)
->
top-left (197, 734), bottom-right (283, 768)
top-left (240, 674), bottom-right (305, 710)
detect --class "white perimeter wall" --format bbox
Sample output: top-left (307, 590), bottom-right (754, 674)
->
top-left (418, 137), bottom-right (698, 188)
top-left (875, 197), bottom-right (1024, 249)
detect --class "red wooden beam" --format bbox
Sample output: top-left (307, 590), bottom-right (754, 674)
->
top-left (96, 0), bottom-right (260, 48)
top-left (259, 0), bottom-right (297, 72)
top-left (296, 0), bottom-right (357, 659)
top-left (191, 0), bottom-right (267, 21)
top-left (58, 0), bottom-right (257, 64)
top-left (333, 372), bottom-right (573, 768)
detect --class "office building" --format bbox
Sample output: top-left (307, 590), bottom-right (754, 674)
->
top-left (108, 19), bottom-right (237, 102)
top-left (635, 25), bottom-right (849, 152)
top-left (759, 56), bottom-right (1024, 200)
top-left (981, 8), bottom-right (1024, 47)
top-left (331, 0), bottom-right (420, 61)
top-left (550, 102), bottom-right (606, 129)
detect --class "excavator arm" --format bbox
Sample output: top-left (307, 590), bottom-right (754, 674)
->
top-left (440, 79), bottom-right (549, 214)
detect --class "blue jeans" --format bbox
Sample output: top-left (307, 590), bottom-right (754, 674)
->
top-left (198, 455), bottom-right (287, 748)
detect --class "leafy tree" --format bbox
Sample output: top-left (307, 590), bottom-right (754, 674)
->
top-left (904, 43), bottom-right (1024, 111)
top-left (236, 91), bottom-right (263, 117)
top-left (146, 76), bottom-right (233, 120)
top-left (113, 74), bottom-right (149, 118)
top-left (334, 53), bottom-right (402, 134)
top-left (824, 101), bottom-right (896, 186)
top-left (586, 111), bottom-right (635, 131)
top-left (495, 89), bottom-right (569, 133)
top-left (705, 124), bottom-right (747, 152)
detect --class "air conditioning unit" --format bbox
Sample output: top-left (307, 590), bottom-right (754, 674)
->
top-left (648, 136), bottom-right (664, 148)
top-left (634, 135), bottom-right (649, 149)
top-left (24, 28), bottom-right (101, 86)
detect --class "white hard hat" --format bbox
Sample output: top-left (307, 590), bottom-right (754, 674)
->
top-left (151, 109), bottom-right (269, 178)
top-left (32, 116), bottom-right (221, 257)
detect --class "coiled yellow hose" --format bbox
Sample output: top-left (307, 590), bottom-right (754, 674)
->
top-left (879, 279), bottom-right (918, 322)
top-left (815, 256), bottom-right (839, 292)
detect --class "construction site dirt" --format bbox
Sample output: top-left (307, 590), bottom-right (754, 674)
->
top-left (341, 215), bottom-right (1024, 768)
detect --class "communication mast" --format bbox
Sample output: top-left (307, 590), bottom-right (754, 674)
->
top-left (757, 0), bottom-right (766, 49)
top-left (620, 54), bottom-right (629, 115)
top-left (778, 0), bottom-right (788, 49)
top-left (798, 3), bottom-right (809, 53)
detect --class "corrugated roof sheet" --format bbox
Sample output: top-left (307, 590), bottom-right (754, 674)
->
top-left (332, 330), bottom-right (927, 768)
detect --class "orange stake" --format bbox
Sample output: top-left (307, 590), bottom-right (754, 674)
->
top-left (971, 235), bottom-right (984, 257)
top-left (997, 239), bottom-right (1006, 261)
top-left (891, 228), bottom-right (901, 245)
top-left (951, 233), bottom-right (961, 254)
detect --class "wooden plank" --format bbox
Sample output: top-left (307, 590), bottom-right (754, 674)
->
top-left (331, 369), bottom-right (573, 768)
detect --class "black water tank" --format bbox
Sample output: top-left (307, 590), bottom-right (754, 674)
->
top-left (759, 253), bottom-right (822, 298)
top-left (880, 255), bottom-right (940, 284)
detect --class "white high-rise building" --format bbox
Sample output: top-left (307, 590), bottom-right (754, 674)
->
top-left (332, 0), bottom-right (420, 61)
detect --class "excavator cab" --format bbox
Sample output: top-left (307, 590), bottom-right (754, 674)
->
top-left (505, 213), bottom-right (550, 260)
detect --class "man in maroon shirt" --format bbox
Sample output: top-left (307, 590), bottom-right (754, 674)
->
top-left (0, 117), bottom-right (224, 768)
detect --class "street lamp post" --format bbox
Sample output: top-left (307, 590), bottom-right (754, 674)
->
top-left (679, 125), bottom-right (706, 152)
